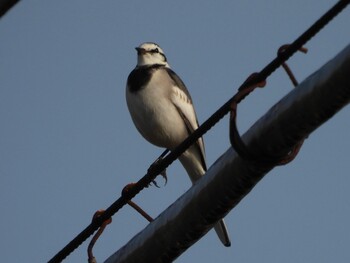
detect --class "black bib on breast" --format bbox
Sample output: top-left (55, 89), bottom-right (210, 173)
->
top-left (127, 64), bottom-right (164, 92)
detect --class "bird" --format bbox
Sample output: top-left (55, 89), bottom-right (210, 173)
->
top-left (125, 42), bottom-right (231, 247)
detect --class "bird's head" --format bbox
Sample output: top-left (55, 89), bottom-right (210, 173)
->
top-left (135, 42), bottom-right (169, 67)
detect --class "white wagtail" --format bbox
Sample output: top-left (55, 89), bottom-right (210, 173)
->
top-left (126, 42), bottom-right (231, 247)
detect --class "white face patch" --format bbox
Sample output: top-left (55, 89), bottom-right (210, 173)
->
top-left (136, 42), bottom-right (169, 67)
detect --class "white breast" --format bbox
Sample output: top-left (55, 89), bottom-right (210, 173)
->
top-left (126, 69), bottom-right (188, 149)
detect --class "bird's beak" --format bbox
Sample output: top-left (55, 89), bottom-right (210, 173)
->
top-left (135, 47), bottom-right (146, 55)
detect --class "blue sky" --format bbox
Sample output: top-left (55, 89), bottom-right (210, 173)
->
top-left (1, 1), bottom-right (349, 262)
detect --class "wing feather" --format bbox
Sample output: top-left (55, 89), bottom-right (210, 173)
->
top-left (166, 68), bottom-right (207, 170)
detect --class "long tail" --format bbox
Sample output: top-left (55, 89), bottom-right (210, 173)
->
top-left (179, 146), bottom-right (231, 247)
top-left (214, 219), bottom-right (231, 247)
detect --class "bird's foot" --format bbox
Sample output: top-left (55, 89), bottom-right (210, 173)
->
top-left (148, 149), bottom-right (169, 187)
top-left (151, 167), bottom-right (167, 187)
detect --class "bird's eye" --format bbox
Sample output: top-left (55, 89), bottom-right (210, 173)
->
top-left (151, 48), bottom-right (159, 53)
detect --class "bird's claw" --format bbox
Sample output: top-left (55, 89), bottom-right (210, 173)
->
top-left (151, 168), bottom-right (167, 187)
top-left (148, 149), bottom-right (169, 187)
top-left (151, 180), bottom-right (160, 188)
top-left (160, 169), bottom-right (168, 185)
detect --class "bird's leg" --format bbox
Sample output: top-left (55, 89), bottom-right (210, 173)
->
top-left (158, 168), bottom-right (168, 186)
top-left (148, 149), bottom-right (169, 186)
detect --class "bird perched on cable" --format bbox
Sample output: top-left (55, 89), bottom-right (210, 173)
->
top-left (125, 42), bottom-right (231, 247)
